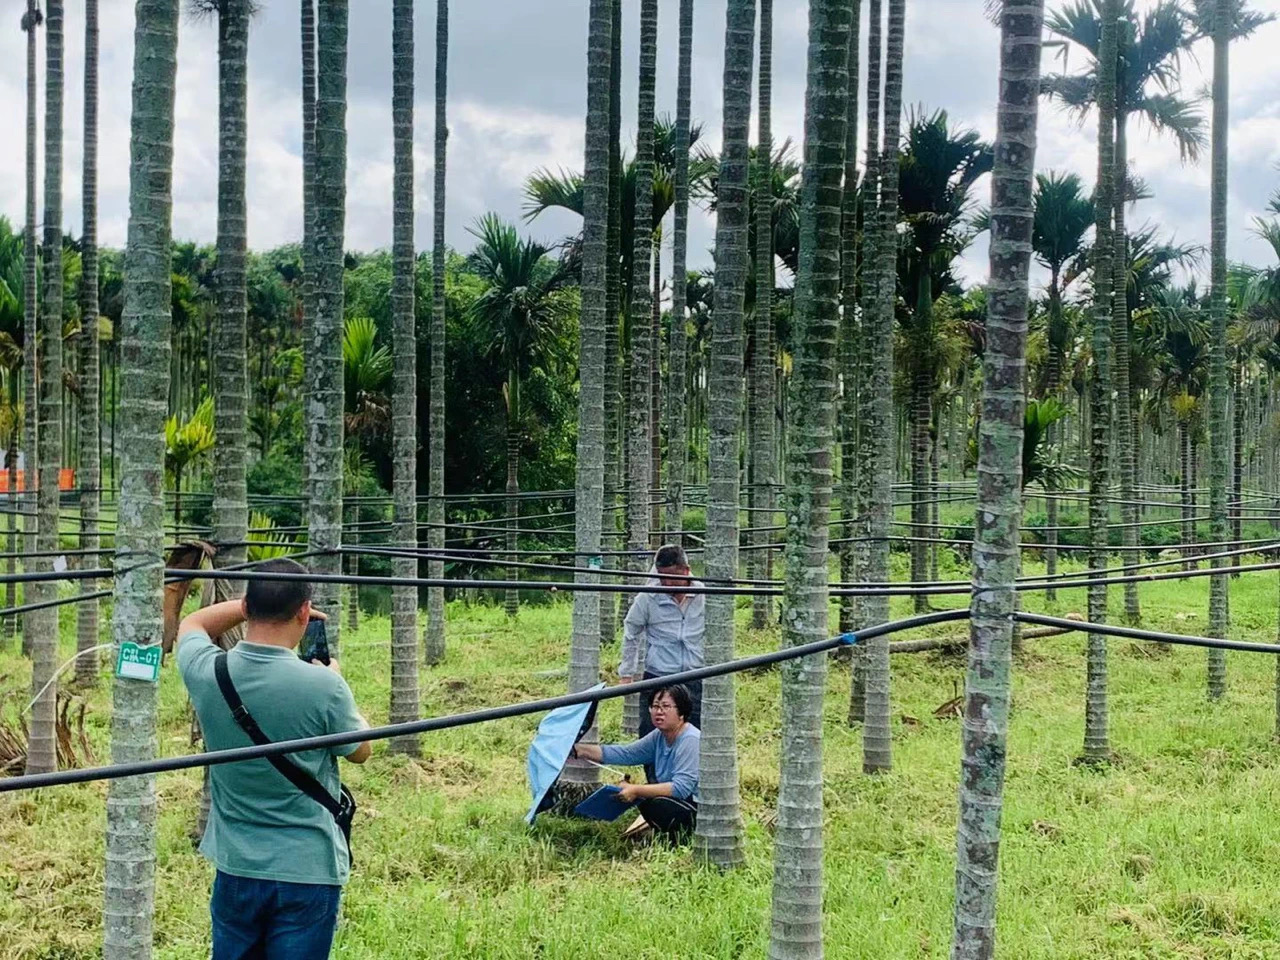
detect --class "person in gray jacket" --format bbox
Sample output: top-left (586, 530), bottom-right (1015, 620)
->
top-left (619, 544), bottom-right (704, 739)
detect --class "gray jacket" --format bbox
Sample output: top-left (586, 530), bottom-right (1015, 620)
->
top-left (618, 583), bottom-right (705, 678)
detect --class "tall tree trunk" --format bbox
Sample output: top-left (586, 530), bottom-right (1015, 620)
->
top-left (424, 0), bottom-right (448, 666)
top-left (950, 5), bottom-right (1043, 955)
top-left (850, 0), bottom-right (883, 725)
top-left (301, 0), bottom-right (317, 502)
top-left (627, 0), bottom-right (657, 581)
top-left (768, 0), bottom-right (849, 953)
top-left (211, 0), bottom-right (250, 637)
top-left (1112, 111), bottom-right (1139, 624)
top-left (21, 0), bottom-right (41, 660)
top-left (27, 0), bottom-right (64, 777)
top-left (505, 381), bottom-right (520, 619)
top-left (308, 0), bottom-right (348, 652)
top-left (650, 241), bottom-right (661, 538)
top-left (76, 0), bottom-right (102, 686)
top-left (665, 0), bottom-right (693, 545)
top-left (103, 2), bottom-right (178, 953)
top-left (837, 0), bottom-right (861, 637)
top-left (600, 0), bottom-right (623, 652)
top-left (1180, 420), bottom-right (1193, 573)
top-left (910, 269), bottom-right (933, 611)
top-left (751, 0), bottom-right (776, 631)
top-left (694, 0), bottom-right (754, 870)
top-left (1206, 0), bottom-right (1230, 698)
top-left (1082, 0), bottom-right (1117, 764)
top-left (388, 0), bottom-right (421, 755)
top-left (562, 0), bottom-right (611, 792)
top-left (861, 0), bottom-right (904, 775)
top-left (1044, 275), bottom-right (1062, 600)
top-left (1231, 353), bottom-right (1243, 573)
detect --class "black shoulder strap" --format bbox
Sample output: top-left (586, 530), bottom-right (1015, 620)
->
top-left (212, 653), bottom-right (342, 817)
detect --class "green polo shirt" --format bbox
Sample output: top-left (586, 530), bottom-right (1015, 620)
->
top-left (177, 629), bottom-right (366, 886)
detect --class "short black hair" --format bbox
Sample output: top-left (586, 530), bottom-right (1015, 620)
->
top-left (651, 683), bottom-right (693, 721)
top-left (244, 558), bottom-right (314, 623)
top-left (654, 544), bottom-right (688, 570)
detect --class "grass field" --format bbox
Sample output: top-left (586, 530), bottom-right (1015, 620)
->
top-left (4, 551), bottom-right (1280, 958)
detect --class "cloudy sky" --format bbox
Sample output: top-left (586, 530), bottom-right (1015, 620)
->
top-left (2, 0), bottom-right (1279, 291)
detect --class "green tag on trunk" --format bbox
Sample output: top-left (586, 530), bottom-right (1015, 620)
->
top-left (588, 556), bottom-right (603, 570)
top-left (115, 641), bottom-right (161, 683)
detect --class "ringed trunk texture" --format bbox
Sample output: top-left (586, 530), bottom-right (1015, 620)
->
top-left (1206, 0), bottom-right (1230, 697)
top-left (307, 0), bottom-right (348, 653)
top-left (28, 0), bottom-right (65, 778)
top-left (767, 0), bottom-right (850, 954)
top-left (1112, 115), bottom-right (1139, 625)
top-left (694, 0), bottom-right (755, 870)
top-left (300, 0), bottom-right (316, 500)
top-left (563, 0), bottom-right (611, 789)
top-left (750, 0), bottom-right (775, 631)
top-left (424, 0), bottom-right (448, 666)
top-left (103, 1), bottom-right (178, 954)
top-left (1082, 0), bottom-right (1117, 764)
top-left (862, 0), bottom-right (905, 775)
top-left (505, 414), bottom-right (520, 617)
top-left (950, 4), bottom-right (1043, 956)
top-left (76, 0), bottom-right (102, 685)
top-left (388, 0), bottom-right (421, 755)
top-left (21, 0), bottom-right (39, 658)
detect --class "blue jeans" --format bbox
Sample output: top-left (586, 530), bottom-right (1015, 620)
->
top-left (211, 870), bottom-right (341, 960)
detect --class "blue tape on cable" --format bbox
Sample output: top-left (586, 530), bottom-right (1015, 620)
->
top-left (839, 632), bottom-right (857, 646)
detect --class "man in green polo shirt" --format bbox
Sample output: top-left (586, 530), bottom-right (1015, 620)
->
top-left (177, 557), bottom-right (371, 960)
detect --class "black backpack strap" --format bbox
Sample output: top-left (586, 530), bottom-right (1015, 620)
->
top-left (213, 653), bottom-right (354, 865)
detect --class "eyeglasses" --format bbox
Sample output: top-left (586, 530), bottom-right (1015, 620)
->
top-left (649, 701), bottom-right (675, 713)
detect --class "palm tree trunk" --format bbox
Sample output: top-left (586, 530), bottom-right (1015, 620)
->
top-left (1082, 0), bottom-right (1117, 765)
top-left (424, 0), bottom-right (448, 666)
top-left (694, 0), bottom-right (754, 871)
top-left (650, 239), bottom-right (662, 539)
top-left (768, 1), bottom-right (850, 953)
top-left (76, 0), bottom-right (102, 687)
top-left (862, 0), bottom-right (905, 775)
top-left (950, 6), bottom-right (1043, 955)
top-left (345, 502), bottom-right (359, 632)
top-left (751, 0), bottom-right (776, 632)
top-left (627, 0), bottom-right (657, 580)
top-left (4, 385), bottom-right (17, 645)
top-left (599, 0), bottom-right (623, 652)
top-left (103, 2), bottom-right (178, 953)
top-left (1112, 111), bottom-right (1139, 624)
top-left (562, 0), bottom-right (611, 792)
top-left (505, 373), bottom-right (520, 618)
top-left (388, 0), bottom-right (421, 755)
top-left (850, 0), bottom-right (883, 725)
top-left (665, 0), bottom-right (693, 547)
top-left (910, 270), bottom-right (932, 611)
top-left (1231, 354), bottom-right (1243, 574)
top-left (1206, 0), bottom-right (1230, 697)
top-left (21, 0), bottom-right (40, 661)
top-left (1180, 421), bottom-right (1193, 571)
top-left (301, 0), bottom-right (316, 499)
top-left (308, 0), bottom-right (348, 653)
top-left (211, 0), bottom-right (250, 657)
top-left (838, 0), bottom-right (861, 637)
top-left (1044, 278), bottom-right (1062, 601)
top-left (28, 0), bottom-right (65, 777)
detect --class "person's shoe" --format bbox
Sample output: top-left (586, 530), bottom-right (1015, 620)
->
top-left (622, 812), bottom-right (653, 843)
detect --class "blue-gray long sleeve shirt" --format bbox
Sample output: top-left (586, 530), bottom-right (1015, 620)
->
top-left (618, 584), bottom-right (705, 679)
top-left (600, 726), bottom-right (700, 801)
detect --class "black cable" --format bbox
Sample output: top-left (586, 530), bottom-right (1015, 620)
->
top-left (1014, 612), bottom-right (1280, 655)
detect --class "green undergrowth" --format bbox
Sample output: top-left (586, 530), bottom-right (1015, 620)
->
top-left (4, 559), bottom-right (1280, 958)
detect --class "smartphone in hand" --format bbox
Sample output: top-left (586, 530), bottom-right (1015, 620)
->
top-left (299, 617), bottom-right (330, 665)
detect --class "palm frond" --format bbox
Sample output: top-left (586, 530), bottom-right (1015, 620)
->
top-left (522, 168), bottom-right (585, 221)
top-left (1133, 91), bottom-right (1206, 162)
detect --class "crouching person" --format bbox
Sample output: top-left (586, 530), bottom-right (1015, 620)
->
top-left (176, 558), bottom-right (372, 960)
top-left (572, 683), bottom-right (699, 840)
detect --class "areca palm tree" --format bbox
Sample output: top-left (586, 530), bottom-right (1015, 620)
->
top-left (27, 0), bottom-right (64, 776)
top-left (897, 109), bottom-right (993, 606)
top-left (388, 0), bottom-right (421, 754)
top-left (20, 0), bottom-right (40, 659)
top-left (562, 0), bottom-right (612, 796)
top-left (695, 0), bottom-right (754, 871)
top-left (861, 0), bottom-right (905, 776)
top-left (768, 0), bottom-right (851, 953)
top-left (308, 0), bottom-right (348, 652)
top-left (467, 214), bottom-right (574, 617)
top-left (425, 0), bottom-right (448, 666)
top-left (0, 219), bottom-right (24, 647)
top-left (1045, 0), bottom-right (1205, 624)
top-left (1032, 171), bottom-right (1093, 591)
top-left (951, 3), bottom-right (1045, 954)
top-left (103, 1), bottom-right (179, 953)
top-left (76, 0), bottom-right (102, 684)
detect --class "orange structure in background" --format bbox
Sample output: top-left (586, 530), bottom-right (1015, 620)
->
top-left (0, 470), bottom-right (75, 493)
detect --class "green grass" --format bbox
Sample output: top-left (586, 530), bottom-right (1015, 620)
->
top-left (4, 558), bottom-right (1280, 958)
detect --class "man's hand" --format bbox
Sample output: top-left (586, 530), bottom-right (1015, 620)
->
top-left (313, 657), bottom-right (342, 676)
top-left (309, 608), bottom-right (329, 622)
top-left (616, 782), bottom-right (641, 804)
top-left (620, 675), bottom-right (635, 685)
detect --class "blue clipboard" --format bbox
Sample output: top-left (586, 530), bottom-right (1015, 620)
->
top-left (573, 784), bottom-right (635, 822)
